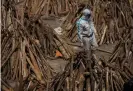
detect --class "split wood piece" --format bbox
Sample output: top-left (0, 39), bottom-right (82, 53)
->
top-left (26, 44), bottom-right (45, 84)
top-left (99, 25), bottom-right (108, 45)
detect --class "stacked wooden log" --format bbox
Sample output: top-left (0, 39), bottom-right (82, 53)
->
top-left (49, 37), bottom-right (133, 91)
top-left (18, 0), bottom-right (79, 18)
top-left (1, 0), bottom-right (59, 90)
top-left (1, 0), bottom-right (78, 90)
top-left (61, 0), bottom-right (133, 45)
top-left (1, 0), bottom-right (133, 91)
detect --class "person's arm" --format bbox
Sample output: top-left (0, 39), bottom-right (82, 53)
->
top-left (90, 21), bottom-right (99, 47)
top-left (76, 22), bottom-right (83, 41)
top-left (90, 21), bottom-right (95, 32)
top-left (90, 21), bottom-right (97, 35)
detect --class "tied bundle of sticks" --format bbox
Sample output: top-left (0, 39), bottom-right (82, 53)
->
top-left (49, 35), bottom-right (133, 91)
top-left (61, 0), bottom-right (133, 45)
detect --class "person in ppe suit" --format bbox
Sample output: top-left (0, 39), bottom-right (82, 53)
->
top-left (76, 9), bottom-right (98, 60)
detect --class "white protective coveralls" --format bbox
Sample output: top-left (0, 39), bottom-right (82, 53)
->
top-left (76, 9), bottom-right (98, 60)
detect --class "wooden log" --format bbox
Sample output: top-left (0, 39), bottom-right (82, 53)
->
top-left (86, 78), bottom-right (91, 91)
top-left (105, 67), bottom-right (109, 91)
top-left (99, 25), bottom-right (107, 45)
top-left (21, 39), bottom-right (29, 79)
top-left (26, 46), bottom-right (45, 84)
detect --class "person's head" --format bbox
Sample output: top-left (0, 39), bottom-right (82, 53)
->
top-left (82, 9), bottom-right (91, 19)
top-left (123, 78), bottom-right (133, 91)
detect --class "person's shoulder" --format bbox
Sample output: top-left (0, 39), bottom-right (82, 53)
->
top-left (77, 18), bottom-right (86, 25)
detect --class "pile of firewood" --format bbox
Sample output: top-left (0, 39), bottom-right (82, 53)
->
top-left (7, 0), bottom-right (79, 18)
top-left (1, 0), bottom-right (78, 90)
top-left (1, 0), bottom-right (133, 91)
top-left (49, 37), bottom-right (133, 91)
top-left (2, 0), bottom-right (58, 90)
top-left (61, 0), bottom-right (133, 45)
top-left (1, 6), bottom-right (54, 91)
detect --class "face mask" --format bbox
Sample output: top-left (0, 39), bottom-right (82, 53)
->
top-left (86, 14), bottom-right (91, 19)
